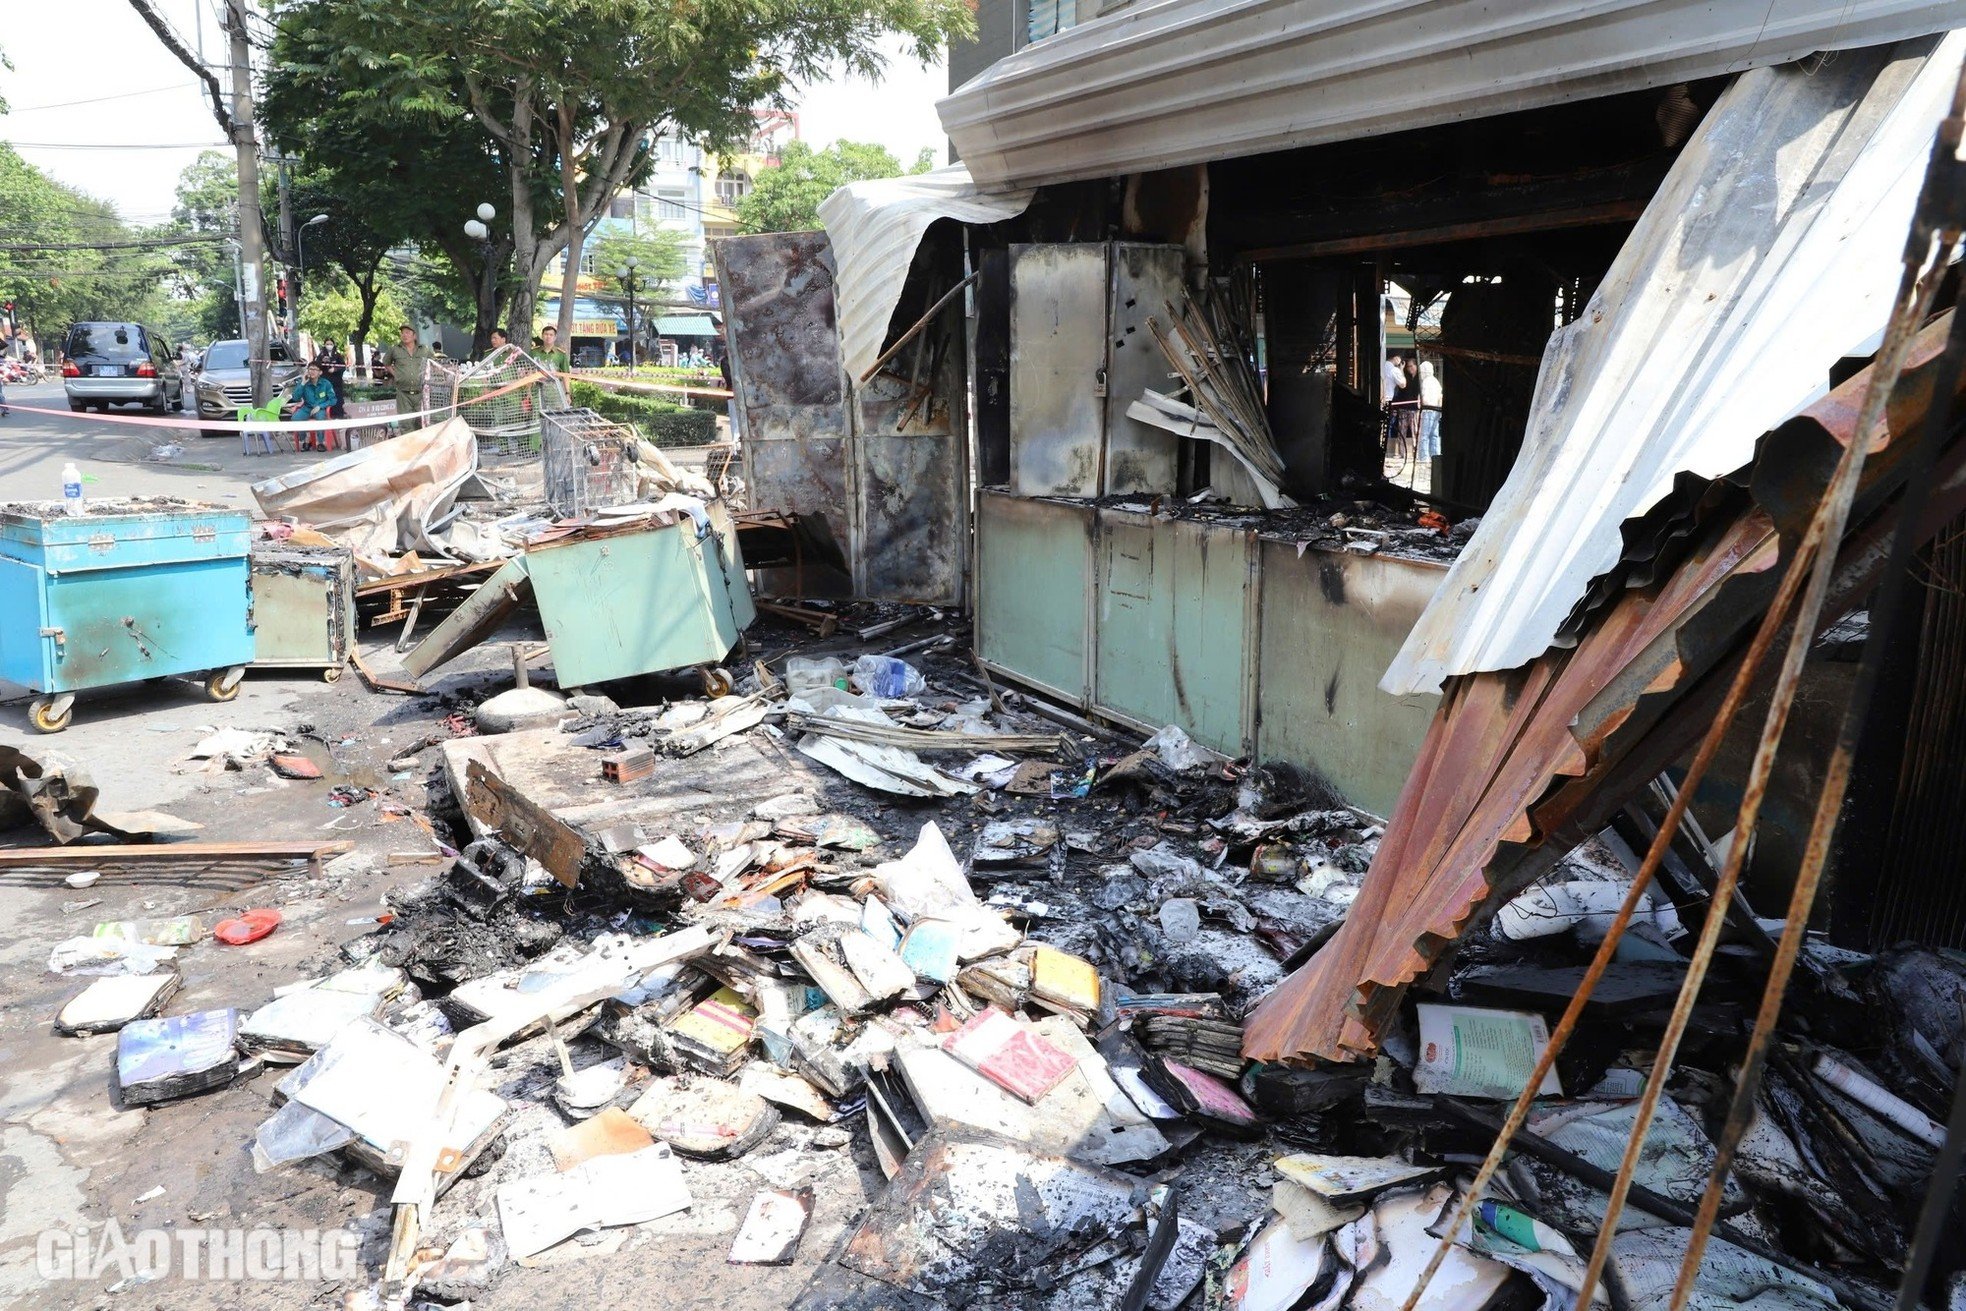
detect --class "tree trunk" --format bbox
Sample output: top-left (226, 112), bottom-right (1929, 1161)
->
top-left (555, 107), bottom-right (581, 354)
top-left (352, 276), bottom-right (378, 365)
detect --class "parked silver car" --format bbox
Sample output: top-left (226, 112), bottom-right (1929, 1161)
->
top-left (60, 321), bottom-right (185, 414)
top-left (191, 338), bottom-right (304, 434)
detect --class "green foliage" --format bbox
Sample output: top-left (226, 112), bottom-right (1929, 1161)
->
top-left (264, 0), bottom-right (974, 338)
top-left (299, 269), bottom-right (409, 348)
top-left (569, 380), bottom-right (717, 446)
top-left (164, 151), bottom-right (243, 340)
top-left (736, 139), bottom-right (933, 234)
top-left (261, 17), bottom-right (512, 345)
top-left (583, 219), bottom-right (686, 315)
top-left (0, 144), bottom-right (176, 343)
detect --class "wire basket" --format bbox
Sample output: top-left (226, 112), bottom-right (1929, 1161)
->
top-left (426, 344), bottom-right (569, 456)
top-left (542, 408), bottom-right (641, 518)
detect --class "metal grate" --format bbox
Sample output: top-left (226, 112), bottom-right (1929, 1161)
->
top-left (425, 344), bottom-right (569, 456)
top-left (542, 408), bottom-right (641, 518)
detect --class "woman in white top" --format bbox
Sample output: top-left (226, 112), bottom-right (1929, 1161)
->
top-left (1417, 360), bottom-right (1444, 462)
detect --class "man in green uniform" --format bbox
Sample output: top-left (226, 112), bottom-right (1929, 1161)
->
top-left (536, 325), bottom-right (570, 374)
top-left (377, 323), bottom-right (433, 431)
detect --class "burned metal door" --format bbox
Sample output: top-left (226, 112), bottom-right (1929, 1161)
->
top-left (715, 230), bottom-right (968, 605)
top-left (714, 233), bottom-right (854, 590)
top-left (1009, 244), bottom-right (1110, 496)
top-left (1102, 244), bottom-right (1185, 494)
top-left (1008, 242), bottom-right (1186, 497)
top-left (854, 314), bottom-right (970, 605)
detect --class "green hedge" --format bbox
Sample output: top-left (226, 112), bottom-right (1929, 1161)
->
top-left (568, 381), bottom-right (719, 446)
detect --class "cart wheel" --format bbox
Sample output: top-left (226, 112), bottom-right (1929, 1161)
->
top-left (28, 697), bottom-right (72, 734)
top-left (699, 666), bottom-right (735, 698)
top-left (323, 665), bottom-right (344, 684)
top-left (205, 667), bottom-right (245, 702)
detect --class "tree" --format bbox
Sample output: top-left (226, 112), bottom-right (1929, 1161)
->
top-left (267, 0), bottom-right (972, 352)
top-left (299, 268), bottom-right (408, 350)
top-left (0, 145), bottom-right (175, 346)
top-left (163, 151), bottom-right (242, 341)
top-left (583, 219), bottom-right (685, 311)
top-left (260, 30), bottom-right (512, 355)
top-left (282, 171), bottom-right (406, 357)
top-left (737, 140), bottom-right (934, 234)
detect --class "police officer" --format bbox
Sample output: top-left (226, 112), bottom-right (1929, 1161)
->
top-left (376, 323), bottom-right (433, 430)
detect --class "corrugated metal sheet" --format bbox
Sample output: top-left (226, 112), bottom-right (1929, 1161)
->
top-left (1381, 34), bottom-right (1963, 696)
top-left (1243, 312), bottom-right (1966, 1065)
top-left (939, 0), bottom-right (1962, 191)
top-left (815, 165), bottom-right (1032, 385)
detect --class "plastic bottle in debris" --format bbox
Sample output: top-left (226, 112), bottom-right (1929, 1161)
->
top-left (853, 654), bottom-right (927, 699)
top-left (61, 462), bottom-right (83, 516)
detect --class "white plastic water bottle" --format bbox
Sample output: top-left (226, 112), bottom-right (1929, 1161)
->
top-left (61, 462), bottom-right (83, 516)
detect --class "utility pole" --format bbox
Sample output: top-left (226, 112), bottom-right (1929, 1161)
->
top-left (226, 0), bottom-right (269, 404)
top-left (278, 160), bottom-right (295, 340)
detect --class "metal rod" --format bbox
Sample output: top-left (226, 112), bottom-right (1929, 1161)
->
top-left (1396, 479), bottom-right (1814, 1311)
top-left (856, 272), bottom-right (979, 384)
top-left (1580, 200), bottom-right (1957, 1311)
top-left (1668, 71), bottom-right (1966, 1305)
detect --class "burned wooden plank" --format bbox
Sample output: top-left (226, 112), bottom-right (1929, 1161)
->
top-left (462, 759), bottom-right (584, 888)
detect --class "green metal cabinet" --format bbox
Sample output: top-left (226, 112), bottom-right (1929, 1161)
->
top-left (401, 502), bottom-right (754, 689)
top-left (249, 546), bottom-right (356, 679)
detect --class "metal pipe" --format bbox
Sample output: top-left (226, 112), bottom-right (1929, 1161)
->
top-left (1585, 140), bottom-right (1964, 1311)
top-left (856, 272), bottom-right (979, 384)
top-left (1667, 74), bottom-right (1966, 1304)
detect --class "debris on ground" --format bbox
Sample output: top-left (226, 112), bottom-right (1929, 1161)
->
top-left (30, 602), bottom-right (1963, 1310)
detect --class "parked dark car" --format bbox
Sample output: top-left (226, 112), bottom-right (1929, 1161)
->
top-left (60, 322), bottom-right (185, 414)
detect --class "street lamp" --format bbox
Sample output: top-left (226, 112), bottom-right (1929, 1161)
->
top-left (462, 206), bottom-right (497, 356)
top-left (617, 256), bottom-right (640, 374)
top-left (294, 213), bottom-right (329, 333)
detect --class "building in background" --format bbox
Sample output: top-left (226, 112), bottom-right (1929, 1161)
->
top-left (541, 111), bottom-right (798, 360)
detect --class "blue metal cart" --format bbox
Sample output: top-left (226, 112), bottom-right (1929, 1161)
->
top-left (0, 501), bottom-right (255, 732)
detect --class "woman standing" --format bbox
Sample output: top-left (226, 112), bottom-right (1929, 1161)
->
top-left (1388, 356), bottom-right (1422, 460)
top-left (1417, 360), bottom-right (1443, 463)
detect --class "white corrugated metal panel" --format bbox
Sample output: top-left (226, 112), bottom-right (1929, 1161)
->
top-left (816, 165), bottom-right (1033, 384)
top-left (939, 0), bottom-right (1962, 190)
top-left (1380, 33), bottom-right (1963, 696)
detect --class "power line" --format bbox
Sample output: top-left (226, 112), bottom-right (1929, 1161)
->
top-left (3, 84), bottom-right (196, 114)
top-left (5, 141), bottom-right (231, 151)
top-left (0, 234), bottom-right (232, 252)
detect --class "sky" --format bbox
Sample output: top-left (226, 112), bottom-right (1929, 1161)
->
top-left (0, 2), bottom-right (951, 222)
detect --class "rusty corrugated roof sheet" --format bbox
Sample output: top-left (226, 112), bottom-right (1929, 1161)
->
top-left (1243, 312), bottom-right (1966, 1064)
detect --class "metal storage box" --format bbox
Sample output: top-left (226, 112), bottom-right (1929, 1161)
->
top-left (402, 501), bottom-right (755, 693)
top-left (0, 500), bottom-right (255, 731)
top-left (250, 545), bottom-right (356, 679)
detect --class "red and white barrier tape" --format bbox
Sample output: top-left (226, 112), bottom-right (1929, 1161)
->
top-left (3, 370), bottom-right (552, 434)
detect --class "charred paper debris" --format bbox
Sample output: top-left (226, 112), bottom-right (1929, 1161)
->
top-left (28, 598), bottom-right (1959, 1311)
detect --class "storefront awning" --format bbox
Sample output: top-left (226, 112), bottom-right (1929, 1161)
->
top-left (938, 0), bottom-right (1961, 191)
top-left (816, 164), bottom-right (1033, 383)
top-left (653, 315), bottom-right (717, 337)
